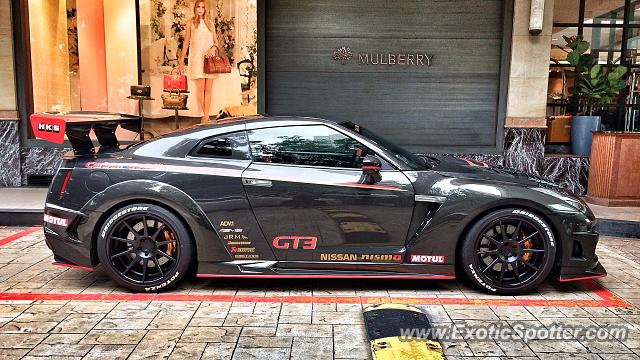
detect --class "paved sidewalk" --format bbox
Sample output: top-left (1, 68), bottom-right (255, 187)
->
top-left (0, 227), bottom-right (638, 359)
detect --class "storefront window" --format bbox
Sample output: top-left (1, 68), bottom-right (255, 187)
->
top-left (584, 0), bottom-right (625, 22)
top-left (23, 0), bottom-right (257, 141)
top-left (138, 0), bottom-right (258, 136)
top-left (550, 0), bottom-right (640, 131)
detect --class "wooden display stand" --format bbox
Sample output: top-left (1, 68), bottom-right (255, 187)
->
top-left (127, 95), bottom-right (155, 140)
top-left (161, 89), bottom-right (189, 130)
top-left (586, 132), bottom-right (640, 207)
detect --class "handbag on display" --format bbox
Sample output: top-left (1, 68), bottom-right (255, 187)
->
top-left (163, 68), bottom-right (188, 92)
top-left (161, 88), bottom-right (188, 108)
top-left (130, 85), bottom-right (151, 97)
top-left (204, 46), bottom-right (232, 74)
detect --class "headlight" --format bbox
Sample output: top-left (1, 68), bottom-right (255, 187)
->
top-left (532, 187), bottom-right (588, 213)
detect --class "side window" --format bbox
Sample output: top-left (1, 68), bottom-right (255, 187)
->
top-left (247, 125), bottom-right (376, 168)
top-left (192, 132), bottom-right (250, 160)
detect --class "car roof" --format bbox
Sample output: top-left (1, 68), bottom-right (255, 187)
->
top-left (164, 115), bottom-right (342, 138)
top-left (219, 115), bottom-right (340, 128)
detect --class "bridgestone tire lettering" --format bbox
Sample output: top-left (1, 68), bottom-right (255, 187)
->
top-left (511, 209), bottom-right (555, 247)
top-left (101, 206), bottom-right (149, 239)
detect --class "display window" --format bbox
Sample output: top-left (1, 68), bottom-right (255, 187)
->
top-left (20, 0), bottom-right (258, 142)
top-left (549, 0), bottom-right (640, 131)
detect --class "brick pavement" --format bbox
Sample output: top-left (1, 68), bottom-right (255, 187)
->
top-left (0, 227), bottom-right (638, 359)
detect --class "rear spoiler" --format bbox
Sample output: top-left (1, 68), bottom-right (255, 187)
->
top-left (30, 111), bottom-right (142, 155)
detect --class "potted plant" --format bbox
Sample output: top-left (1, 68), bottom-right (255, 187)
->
top-left (562, 35), bottom-right (627, 156)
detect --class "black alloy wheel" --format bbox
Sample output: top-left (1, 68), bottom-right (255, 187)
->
top-left (461, 208), bottom-right (556, 294)
top-left (97, 204), bottom-right (193, 292)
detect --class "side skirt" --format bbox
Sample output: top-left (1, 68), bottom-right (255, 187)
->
top-left (196, 260), bottom-right (455, 279)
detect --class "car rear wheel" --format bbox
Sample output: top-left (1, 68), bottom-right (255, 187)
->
top-left (461, 208), bottom-right (556, 295)
top-left (97, 204), bottom-right (193, 292)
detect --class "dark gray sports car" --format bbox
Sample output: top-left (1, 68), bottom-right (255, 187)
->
top-left (42, 115), bottom-right (605, 294)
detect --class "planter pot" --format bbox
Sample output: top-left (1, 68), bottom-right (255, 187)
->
top-left (571, 115), bottom-right (600, 156)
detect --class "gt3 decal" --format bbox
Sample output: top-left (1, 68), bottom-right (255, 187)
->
top-left (44, 214), bottom-right (69, 227)
top-left (409, 255), bottom-right (445, 264)
top-left (273, 236), bottom-right (317, 250)
top-left (320, 254), bottom-right (402, 262)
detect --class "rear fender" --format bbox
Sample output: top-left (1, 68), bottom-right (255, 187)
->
top-left (80, 179), bottom-right (231, 264)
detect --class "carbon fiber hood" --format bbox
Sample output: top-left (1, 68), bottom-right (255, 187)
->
top-left (425, 155), bottom-right (565, 192)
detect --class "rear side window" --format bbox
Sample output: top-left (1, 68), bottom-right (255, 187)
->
top-left (191, 132), bottom-right (250, 160)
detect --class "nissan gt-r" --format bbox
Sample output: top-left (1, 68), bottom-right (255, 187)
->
top-left (41, 114), bottom-right (605, 294)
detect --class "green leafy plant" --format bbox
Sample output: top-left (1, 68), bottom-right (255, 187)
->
top-left (562, 35), bottom-right (628, 115)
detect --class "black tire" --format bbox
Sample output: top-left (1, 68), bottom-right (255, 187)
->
top-left (461, 208), bottom-right (556, 295)
top-left (97, 204), bottom-right (193, 292)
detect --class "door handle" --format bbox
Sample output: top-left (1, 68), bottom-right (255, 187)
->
top-left (242, 178), bottom-right (272, 187)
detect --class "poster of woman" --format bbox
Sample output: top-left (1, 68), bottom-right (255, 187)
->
top-left (141, 0), bottom-right (258, 132)
top-left (178, 0), bottom-right (220, 123)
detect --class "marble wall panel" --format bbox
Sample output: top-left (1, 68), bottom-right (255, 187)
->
top-left (503, 128), bottom-right (545, 176)
top-left (542, 156), bottom-right (589, 197)
top-left (20, 147), bottom-right (69, 185)
top-left (0, 121), bottom-right (21, 187)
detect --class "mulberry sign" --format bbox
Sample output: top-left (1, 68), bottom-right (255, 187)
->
top-left (332, 46), bottom-right (434, 66)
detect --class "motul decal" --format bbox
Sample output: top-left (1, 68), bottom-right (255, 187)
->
top-left (30, 115), bottom-right (66, 144)
top-left (409, 254), bottom-right (445, 264)
top-left (458, 157), bottom-right (489, 168)
top-left (272, 236), bottom-right (317, 250)
top-left (43, 214), bottom-right (69, 227)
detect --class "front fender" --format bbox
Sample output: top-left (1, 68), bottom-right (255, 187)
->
top-left (79, 179), bottom-right (231, 265)
top-left (409, 179), bottom-right (582, 266)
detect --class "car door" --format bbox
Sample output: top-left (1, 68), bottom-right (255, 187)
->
top-left (241, 123), bottom-right (415, 265)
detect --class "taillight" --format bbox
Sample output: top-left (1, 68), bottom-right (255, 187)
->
top-left (59, 170), bottom-right (72, 197)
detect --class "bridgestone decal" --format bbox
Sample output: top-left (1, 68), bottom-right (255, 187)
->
top-left (511, 210), bottom-right (555, 247)
top-left (101, 206), bottom-right (149, 239)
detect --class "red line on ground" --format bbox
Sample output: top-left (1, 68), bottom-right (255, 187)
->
top-left (0, 226), bottom-right (40, 247)
top-left (51, 262), bottom-right (94, 271)
top-left (558, 274), bottom-right (608, 283)
top-left (0, 226), bottom-right (629, 307)
top-left (0, 280), bottom-right (629, 307)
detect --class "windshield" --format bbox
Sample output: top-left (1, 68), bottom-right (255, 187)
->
top-left (340, 122), bottom-right (434, 170)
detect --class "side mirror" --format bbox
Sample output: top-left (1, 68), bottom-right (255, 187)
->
top-left (361, 155), bottom-right (382, 184)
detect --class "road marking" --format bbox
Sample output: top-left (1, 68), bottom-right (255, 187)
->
top-left (0, 280), bottom-right (628, 307)
top-left (0, 227), bottom-right (629, 308)
top-left (0, 227), bottom-right (40, 247)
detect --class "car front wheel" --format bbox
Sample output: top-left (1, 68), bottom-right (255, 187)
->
top-left (97, 204), bottom-right (193, 292)
top-left (461, 208), bottom-right (556, 295)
